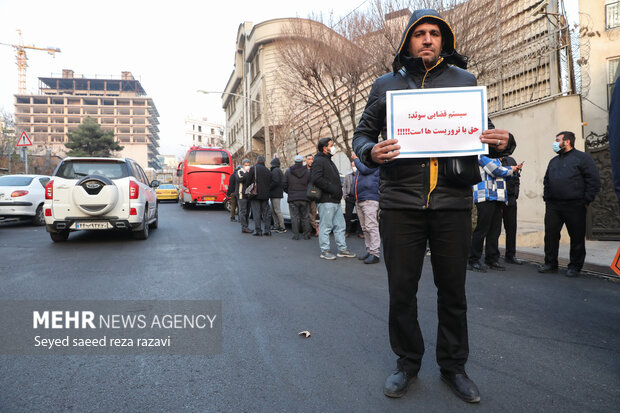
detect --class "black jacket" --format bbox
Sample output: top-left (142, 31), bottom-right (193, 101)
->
top-left (245, 162), bottom-right (272, 201)
top-left (283, 163), bottom-right (310, 202)
top-left (543, 148), bottom-right (601, 204)
top-left (501, 156), bottom-right (520, 206)
top-left (269, 158), bottom-right (284, 198)
top-left (311, 152), bottom-right (343, 203)
top-left (227, 170), bottom-right (237, 197)
top-left (352, 9), bottom-right (516, 211)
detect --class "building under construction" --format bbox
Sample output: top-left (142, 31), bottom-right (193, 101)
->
top-left (14, 69), bottom-right (160, 170)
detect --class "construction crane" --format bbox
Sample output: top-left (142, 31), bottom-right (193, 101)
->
top-left (0, 29), bottom-right (61, 94)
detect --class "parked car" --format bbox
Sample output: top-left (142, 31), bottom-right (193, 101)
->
top-left (0, 174), bottom-right (51, 225)
top-left (156, 184), bottom-right (179, 202)
top-left (44, 157), bottom-right (159, 242)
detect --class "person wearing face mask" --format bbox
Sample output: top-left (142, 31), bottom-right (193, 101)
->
top-left (236, 159), bottom-right (254, 234)
top-left (311, 137), bottom-right (356, 260)
top-left (539, 131), bottom-right (601, 277)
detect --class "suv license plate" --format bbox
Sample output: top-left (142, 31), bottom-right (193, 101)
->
top-left (71, 222), bottom-right (113, 230)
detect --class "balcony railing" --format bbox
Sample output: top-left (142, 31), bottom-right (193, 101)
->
top-left (607, 1), bottom-right (620, 30)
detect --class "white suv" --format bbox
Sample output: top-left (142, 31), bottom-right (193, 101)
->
top-left (44, 157), bottom-right (159, 242)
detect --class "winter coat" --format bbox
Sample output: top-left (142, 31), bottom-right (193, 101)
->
top-left (473, 156), bottom-right (514, 204)
top-left (343, 172), bottom-right (355, 201)
top-left (501, 156), bottom-right (520, 206)
top-left (245, 162), bottom-right (272, 201)
top-left (310, 151), bottom-right (343, 204)
top-left (543, 148), bottom-right (601, 204)
top-left (352, 8), bottom-right (516, 211)
top-left (353, 158), bottom-right (379, 202)
top-left (235, 168), bottom-right (250, 200)
top-left (283, 163), bottom-right (310, 202)
top-left (227, 171), bottom-right (237, 197)
top-left (269, 158), bottom-right (284, 198)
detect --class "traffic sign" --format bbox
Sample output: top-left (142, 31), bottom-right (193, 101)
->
top-left (16, 131), bottom-right (32, 147)
top-left (612, 245), bottom-right (620, 277)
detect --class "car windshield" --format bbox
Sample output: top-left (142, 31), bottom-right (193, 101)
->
top-left (188, 150), bottom-right (230, 167)
top-left (0, 176), bottom-right (35, 186)
top-left (56, 161), bottom-right (129, 179)
top-left (158, 184), bottom-right (175, 189)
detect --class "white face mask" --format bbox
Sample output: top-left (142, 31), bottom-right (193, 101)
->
top-left (329, 146), bottom-right (336, 156)
top-left (243, 165), bottom-right (250, 172)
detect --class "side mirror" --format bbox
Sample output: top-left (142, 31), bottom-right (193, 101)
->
top-left (176, 169), bottom-right (182, 177)
top-left (150, 180), bottom-right (160, 188)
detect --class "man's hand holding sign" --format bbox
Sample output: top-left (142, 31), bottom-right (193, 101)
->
top-left (371, 86), bottom-right (509, 164)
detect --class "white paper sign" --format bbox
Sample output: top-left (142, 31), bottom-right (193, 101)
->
top-left (386, 86), bottom-right (488, 158)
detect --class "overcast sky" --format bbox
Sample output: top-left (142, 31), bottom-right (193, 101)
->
top-left (0, 0), bottom-right (578, 158)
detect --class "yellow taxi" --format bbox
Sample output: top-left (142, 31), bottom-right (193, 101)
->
top-left (156, 184), bottom-right (179, 202)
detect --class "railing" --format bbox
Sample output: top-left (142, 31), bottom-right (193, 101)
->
top-left (607, 1), bottom-right (620, 30)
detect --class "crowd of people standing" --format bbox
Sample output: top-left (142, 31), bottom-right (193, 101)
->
top-left (225, 137), bottom-right (382, 264)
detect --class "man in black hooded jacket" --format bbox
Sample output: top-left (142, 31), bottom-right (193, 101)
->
top-left (353, 9), bottom-right (516, 403)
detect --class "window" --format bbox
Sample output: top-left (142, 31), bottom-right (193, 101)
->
top-left (607, 1), bottom-right (620, 30)
top-left (198, 125), bottom-right (202, 132)
top-left (211, 128), bottom-right (214, 134)
top-left (609, 57), bottom-right (620, 107)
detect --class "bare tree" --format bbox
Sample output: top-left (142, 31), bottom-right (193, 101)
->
top-left (0, 108), bottom-right (15, 158)
top-left (275, 12), bottom-right (386, 159)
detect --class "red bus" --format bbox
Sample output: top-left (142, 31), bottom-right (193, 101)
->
top-left (177, 146), bottom-right (233, 208)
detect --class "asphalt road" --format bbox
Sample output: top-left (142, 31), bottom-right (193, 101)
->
top-left (1, 203), bottom-right (619, 412)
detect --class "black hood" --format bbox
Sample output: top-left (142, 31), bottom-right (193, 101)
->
top-left (270, 158), bottom-right (281, 168)
top-left (392, 8), bottom-right (468, 73)
top-left (290, 163), bottom-right (307, 178)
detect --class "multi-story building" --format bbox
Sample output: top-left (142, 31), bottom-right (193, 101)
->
top-left (223, 19), bottom-right (306, 165)
top-left (580, 0), bottom-right (620, 138)
top-left (13, 69), bottom-right (160, 170)
top-left (184, 116), bottom-right (225, 149)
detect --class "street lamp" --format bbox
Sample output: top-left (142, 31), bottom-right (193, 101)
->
top-left (196, 89), bottom-right (271, 159)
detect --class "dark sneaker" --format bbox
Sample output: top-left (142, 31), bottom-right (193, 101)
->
top-left (505, 257), bottom-right (524, 265)
top-left (253, 231), bottom-right (262, 237)
top-left (538, 264), bottom-right (558, 273)
top-left (364, 255), bottom-right (380, 264)
top-left (277, 227), bottom-right (287, 233)
top-left (566, 268), bottom-right (580, 277)
top-left (291, 234), bottom-right (300, 240)
top-left (358, 252), bottom-right (370, 261)
top-left (467, 261), bottom-right (487, 272)
top-left (486, 261), bottom-right (506, 271)
top-left (320, 250), bottom-right (336, 260)
top-left (263, 231), bottom-right (271, 236)
top-left (337, 249), bottom-right (356, 258)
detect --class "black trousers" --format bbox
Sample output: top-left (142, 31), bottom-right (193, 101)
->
top-left (230, 195), bottom-right (238, 219)
top-left (469, 201), bottom-right (503, 264)
top-left (344, 198), bottom-right (360, 234)
top-left (381, 209), bottom-right (471, 375)
top-left (251, 199), bottom-right (271, 233)
top-left (289, 200), bottom-right (310, 236)
top-left (501, 203), bottom-right (517, 259)
top-left (238, 198), bottom-right (250, 230)
top-left (544, 201), bottom-right (587, 270)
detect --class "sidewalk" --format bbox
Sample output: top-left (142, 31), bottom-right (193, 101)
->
top-left (501, 222), bottom-right (620, 277)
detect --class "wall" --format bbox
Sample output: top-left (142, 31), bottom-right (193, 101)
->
top-left (491, 95), bottom-right (583, 228)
